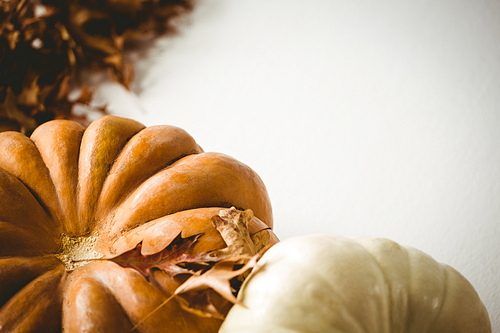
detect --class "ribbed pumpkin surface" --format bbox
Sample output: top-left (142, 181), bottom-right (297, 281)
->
top-left (0, 115), bottom-right (275, 332)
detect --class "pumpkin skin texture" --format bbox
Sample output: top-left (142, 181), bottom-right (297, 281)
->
top-left (0, 115), bottom-right (276, 332)
top-left (220, 235), bottom-right (491, 333)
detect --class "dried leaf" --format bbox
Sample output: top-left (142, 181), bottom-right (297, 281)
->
top-left (126, 208), bottom-right (272, 330)
top-left (18, 75), bottom-right (40, 107)
top-left (211, 207), bottom-right (258, 259)
top-left (130, 256), bottom-right (259, 331)
top-left (0, 0), bottom-right (194, 134)
top-left (175, 255), bottom-right (259, 304)
top-left (175, 290), bottom-right (227, 320)
top-left (71, 84), bottom-right (93, 104)
top-left (111, 232), bottom-right (216, 278)
top-left (1, 87), bottom-right (38, 134)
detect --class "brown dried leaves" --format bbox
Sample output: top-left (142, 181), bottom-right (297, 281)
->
top-left (112, 207), bottom-right (272, 330)
top-left (175, 255), bottom-right (260, 307)
top-left (111, 233), bottom-right (215, 278)
top-left (0, 0), bottom-right (194, 134)
top-left (211, 208), bottom-right (257, 257)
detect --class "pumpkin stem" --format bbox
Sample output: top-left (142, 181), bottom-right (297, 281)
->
top-left (55, 233), bottom-right (103, 271)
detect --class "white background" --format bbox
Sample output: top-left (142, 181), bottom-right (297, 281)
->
top-left (94, 0), bottom-right (500, 329)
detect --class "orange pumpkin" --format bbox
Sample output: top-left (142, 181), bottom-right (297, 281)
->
top-left (0, 115), bottom-right (276, 332)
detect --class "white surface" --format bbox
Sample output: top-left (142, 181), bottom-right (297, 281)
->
top-left (95, 0), bottom-right (500, 330)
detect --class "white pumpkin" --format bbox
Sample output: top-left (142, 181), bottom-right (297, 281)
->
top-left (220, 235), bottom-right (491, 333)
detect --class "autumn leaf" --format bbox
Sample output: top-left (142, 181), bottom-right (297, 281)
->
top-left (111, 232), bottom-right (216, 278)
top-left (211, 208), bottom-right (257, 258)
top-left (175, 254), bottom-right (259, 305)
top-left (127, 207), bottom-right (272, 331)
top-left (129, 254), bottom-right (261, 331)
top-left (1, 0), bottom-right (194, 134)
top-left (175, 289), bottom-right (228, 320)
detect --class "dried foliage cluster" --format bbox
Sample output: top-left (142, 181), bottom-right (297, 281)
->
top-left (0, 0), bottom-right (194, 134)
top-left (111, 208), bottom-right (272, 330)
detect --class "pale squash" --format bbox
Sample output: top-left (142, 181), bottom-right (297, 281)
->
top-left (220, 235), bottom-right (491, 333)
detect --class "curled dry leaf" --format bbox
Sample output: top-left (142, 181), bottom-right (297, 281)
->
top-left (174, 290), bottom-right (228, 320)
top-left (123, 207), bottom-right (274, 331)
top-left (211, 207), bottom-right (258, 258)
top-left (111, 233), bottom-right (216, 278)
top-left (175, 255), bottom-right (260, 305)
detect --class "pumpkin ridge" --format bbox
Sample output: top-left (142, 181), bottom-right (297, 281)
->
top-left (405, 248), bottom-right (445, 332)
top-left (0, 265), bottom-right (65, 332)
top-left (319, 239), bottom-right (379, 333)
top-left (354, 238), bottom-right (395, 332)
top-left (355, 238), bottom-right (417, 332)
top-left (31, 120), bottom-right (86, 236)
top-left (304, 271), bottom-right (368, 333)
top-left (62, 266), bottom-right (136, 332)
top-left (109, 202), bottom-right (240, 241)
top-left (0, 132), bottom-right (64, 231)
top-left (404, 246), bottom-right (413, 333)
top-left (0, 256), bottom-right (61, 308)
top-left (0, 222), bottom-right (57, 257)
top-left (76, 116), bottom-right (145, 235)
top-left (427, 266), bottom-right (448, 332)
top-left (93, 125), bottom-right (204, 225)
top-left (103, 152), bottom-right (273, 239)
top-left (0, 167), bottom-right (60, 253)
